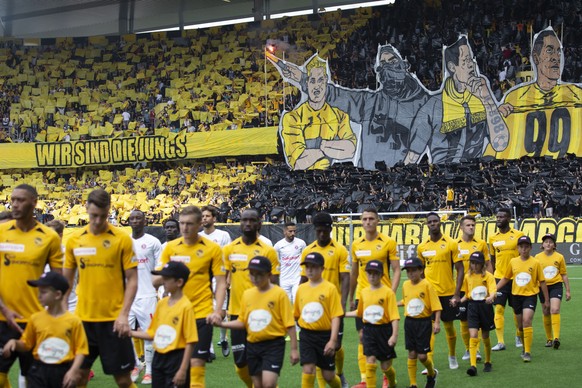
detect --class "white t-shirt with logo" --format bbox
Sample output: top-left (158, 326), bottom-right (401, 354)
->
top-left (274, 237), bottom-right (306, 286)
top-left (200, 228), bottom-right (232, 248)
top-left (133, 233), bottom-right (162, 299)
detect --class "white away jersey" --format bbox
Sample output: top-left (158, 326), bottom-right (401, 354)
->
top-left (133, 233), bottom-right (162, 298)
top-left (200, 229), bottom-right (232, 248)
top-left (274, 237), bottom-right (306, 286)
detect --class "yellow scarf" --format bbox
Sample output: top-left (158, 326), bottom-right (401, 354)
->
top-left (441, 77), bottom-right (486, 134)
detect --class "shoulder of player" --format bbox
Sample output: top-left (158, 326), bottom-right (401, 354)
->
top-left (197, 235), bottom-right (221, 249)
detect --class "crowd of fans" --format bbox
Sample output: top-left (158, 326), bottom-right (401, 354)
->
top-left (1, 155), bottom-right (582, 225)
top-left (0, 0), bottom-right (581, 143)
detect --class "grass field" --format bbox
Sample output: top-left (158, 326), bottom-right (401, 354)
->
top-left (8, 266), bottom-right (581, 387)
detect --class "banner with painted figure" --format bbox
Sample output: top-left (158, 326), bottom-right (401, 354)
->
top-left (269, 28), bottom-right (581, 170)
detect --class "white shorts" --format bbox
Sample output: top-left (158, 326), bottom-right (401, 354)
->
top-left (129, 296), bottom-right (157, 330)
top-left (281, 281), bottom-right (300, 305)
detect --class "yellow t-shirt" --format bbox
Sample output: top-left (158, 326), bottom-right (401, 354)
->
top-left (402, 279), bottom-right (442, 319)
top-left (457, 237), bottom-right (490, 292)
top-left (147, 295), bottom-right (198, 353)
top-left (223, 237), bottom-right (279, 316)
top-left (417, 235), bottom-right (461, 296)
top-left (0, 220), bottom-right (63, 322)
top-left (158, 236), bottom-right (225, 319)
top-left (301, 239), bottom-right (350, 294)
top-left (462, 272), bottom-right (496, 301)
top-left (20, 310), bottom-right (88, 364)
top-left (351, 233), bottom-right (398, 299)
top-left (64, 224), bottom-right (137, 321)
top-left (238, 285), bottom-right (294, 343)
top-left (357, 285), bottom-right (400, 325)
top-left (488, 228), bottom-right (524, 279)
top-left (294, 279), bottom-right (344, 331)
top-left (504, 256), bottom-right (545, 296)
top-left (534, 251), bottom-right (567, 286)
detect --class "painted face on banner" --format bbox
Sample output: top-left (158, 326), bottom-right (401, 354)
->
top-left (377, 48), bottom-right (408, 86)
top-left (450, 45), bottom-right (477, 85)
top-left (307, 66), bottom-right (326, 105)
top-left (535, 34), bottom-right (562, 82)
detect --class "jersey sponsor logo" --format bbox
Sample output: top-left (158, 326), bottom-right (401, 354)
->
top-left (459, 249), bottom-right (470, 255)
top-left (471, 286), bottom-right (488, 301)
top-left (363, 304), bottom-right (384, 324)
top-left (229, 254), bottom-right (248, 262)
top-left (248, 309), bottom-right (273, 332)
top-left (170, 256), bottom-right (191, 263)
top-left (154, 324), bottom-right (177, 350)
top-left (422, 250), bottom-right (436, 257)
top-left (492, 240), bottom-right (506, 247)
top-left (355, 250), bottom-right (372, 257)
top-left (73, 247), bottom-right (97, 256)
top-left (0, 243), bottom-right (25, 252)
top-left (79, 258), bottom-right (114, 269)
top-left (543, 266), bottom-right (558, 280)
top-left (301, 302), bottom-right (324, 323)
top-left (37, 337), bottom-right (70, 364)
top-left (406, 298), bottom-right (425, 317)
top-left (515, 272), bottom-right (532, 287)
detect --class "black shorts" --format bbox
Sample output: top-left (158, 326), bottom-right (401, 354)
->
top-left (362, 324), bottom-right (397, 361)
top-left (153, 349), bottom-right (190, 388)
top-left (0, 322), bottom-right (33, 375)
top-left (458, 292), bottom-right (468, 321)
top-left (494, 278), bottom-right (513, 307)
top-left (247, 337), bottom-right (286, 376)
top-left (354, 300), bottom-right (363, 332)
top-left (230, 315), bottom-right (247, 368)
top-left (467, 301), bottom-right (495, 331)
top-left (404, 317), bottom-right (432, 354)
top-left (26, 360), bottom-right (72, 388)
top-left (512, 295), bottom-right (538, 315)
top-left (436, 295), bottom-right (459, 322)
top-left (539, 283), bottom-right (563, 303)
top-left (192, 318), bottom-right (213, 361)
top-left (81, 321), bottom-right (135, 375)
top-left (299, 329), bottom-right (336, 371)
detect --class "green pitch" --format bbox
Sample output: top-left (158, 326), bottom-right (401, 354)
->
top-left (8, 266), bottom-right (581, 387)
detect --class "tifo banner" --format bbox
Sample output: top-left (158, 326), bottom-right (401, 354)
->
top-left (269, 27), bottom-right (581, 170)
top-left (0, 127), bottom-right (278, 169)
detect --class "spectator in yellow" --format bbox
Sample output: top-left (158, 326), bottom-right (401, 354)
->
top-left (281, 55), bottom-right (357, 170)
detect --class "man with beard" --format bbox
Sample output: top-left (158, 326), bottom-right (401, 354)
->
top-left (280, 54), bottom-right (357, 170)
top-left (269, 45), bottom-right (428, 169)
top-left (404, 36), bottom-right (509, 164)
top-left (495, 28), bottom-right (582, 159)
top-left (221, 209), bottom-right (279, 387)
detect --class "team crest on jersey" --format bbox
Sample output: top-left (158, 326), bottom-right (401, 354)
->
top-left (376, 244), bottom-right (382, 251)
top-left (440, 244), bottom-right (445, 249)
top-left (34, 237), bottom-right (42, 246)
top-left (254, 250), bottom-right (261, 256)
top-left (196, 249), bottom-right (204, 257)
top-left (65, 329), bottom-right (72, 338)
top-left (419, 292), bottom-right (425, 298)
top-left (327, 250), bottom-right (334, 256)
top-left (103, 240), bottom-right (111, 248)
top-left (172, 316), bottom-right (179, 325)
top-left (319, 294), bottom-right (326, 302)
top-left (268, 301), bottom-right (275, 309)
top-left (141, 244), bottom-right (147, 249)
top-left (378, 298), bottom-right (384, 305)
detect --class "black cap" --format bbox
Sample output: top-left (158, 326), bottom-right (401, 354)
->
top-left (542, 233), bottom-right (556, 243)
top-left (517, 236), bottom-right (532, 245)
top-left (469, 251), bottom-right (485, 264)
top-left (365, 260), bottom-right (384, 274)
top-left (246, 256), bottom-right (272, 272)
top-left (402, 257), bottom-right (424, 269)
top-left (27, 272), bottom-right (70, 293)
top-left (151, 261), bottom-right (190, 283)
top-left (301, 252), bottom-right (325, 267)
top-left (312, 212), bottom-right (333, 227)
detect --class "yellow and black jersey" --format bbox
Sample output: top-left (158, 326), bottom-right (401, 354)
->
top-left (357, 285), bottom-right (400, 325)
top-left (457, 237), bottom-right (490, 292)
top-left (0, 220), bottom-right (63, 322)
top-left (223, 237), bottom-right (279, 316)
top-left (21, 310), bottom-right (88, 364)
top-left (351, 233), bottom-right (398, 299)
top-left (534, 251), bottom-right (567, 286)
top-left (64, 224), bottom-right (136, 321)
top-left (238, 285), bottom-right (294, 343)
top-left (147, 295), bottom-right (198, 353)
top-left (504, 256), bottom-right (545, 296)
top-left (301, 239), bottom-right (350, 294)
top-left (417, 235), bottom-right (461, 296)
top-left (401, 279), bottom-right (442, 319)
top-left (488, 229), bottom-right (524, 279)
top-left (158, 236), bottom-right (224, 319)
top-left (463, 272), bottom-right (496, 301)
top-left (294, 279), bottom-right (344, 331)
